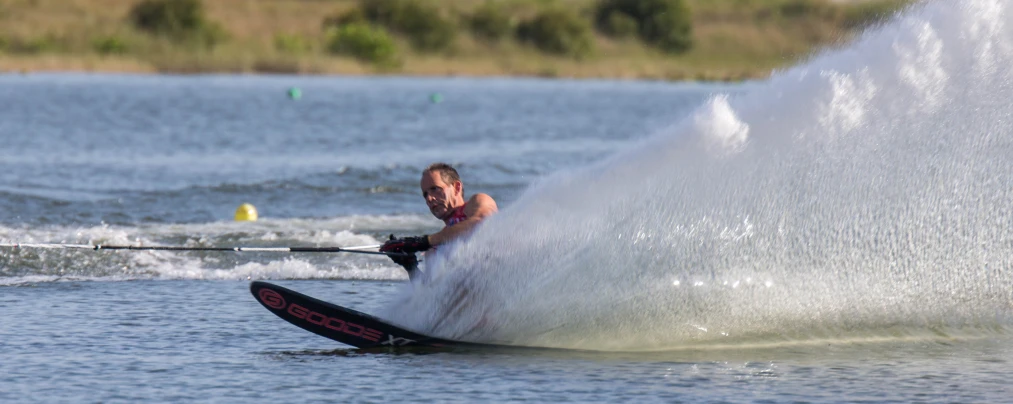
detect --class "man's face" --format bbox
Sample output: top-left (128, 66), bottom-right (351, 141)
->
top-left (420, 170), bottom-right (461, 220)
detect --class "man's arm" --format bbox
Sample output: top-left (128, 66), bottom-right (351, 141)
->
top-left (428, 193), bottom-right (498, 246)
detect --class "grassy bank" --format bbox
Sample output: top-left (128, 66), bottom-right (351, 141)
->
top-left (0, 0), bottom-right (913, 80)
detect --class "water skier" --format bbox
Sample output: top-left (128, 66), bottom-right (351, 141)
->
top-left (380, 162), bottom-right (499, 279)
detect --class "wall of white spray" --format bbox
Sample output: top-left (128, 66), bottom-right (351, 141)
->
top-left (385, 0), bottom-right (1013, 351)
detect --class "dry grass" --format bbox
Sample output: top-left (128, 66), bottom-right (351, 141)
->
top-left (0, 0), bottom-right (913, 80)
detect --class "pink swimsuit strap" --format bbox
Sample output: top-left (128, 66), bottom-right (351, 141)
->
top-left (444, 203), bottom-right (467, 226)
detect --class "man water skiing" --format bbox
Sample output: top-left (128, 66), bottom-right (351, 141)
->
top-left (381, 162), bottom-right (498, 278)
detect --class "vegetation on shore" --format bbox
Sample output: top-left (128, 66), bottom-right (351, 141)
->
top-left (0, 0), bottom-right (913, 81)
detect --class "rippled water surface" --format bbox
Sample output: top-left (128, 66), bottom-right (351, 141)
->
top-left (3, 281), bottom-right (1011, 403)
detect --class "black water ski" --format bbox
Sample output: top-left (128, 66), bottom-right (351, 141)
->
top-left (251, 281), bottom-right (489, 349)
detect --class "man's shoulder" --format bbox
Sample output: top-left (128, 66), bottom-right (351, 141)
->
top-left (468, 193), bottom-right (496, 204)
top-left (465, 193), bottom-right (498, 216)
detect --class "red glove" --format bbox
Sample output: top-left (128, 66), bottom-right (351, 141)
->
top-left (380, 234), bottom-right (432, 254)
top-left (380, 234), bottom-right (430, 273)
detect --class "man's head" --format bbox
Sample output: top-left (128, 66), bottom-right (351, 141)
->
top-left (420, 162), bottom-right (464, 220)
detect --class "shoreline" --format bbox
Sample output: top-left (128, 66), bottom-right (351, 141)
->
top-left (0, 0), bottom-right (912, 82)
top-left (0, 54), bottom-right (775, 82)
top-left (0, 68), bottom-right (759, 87)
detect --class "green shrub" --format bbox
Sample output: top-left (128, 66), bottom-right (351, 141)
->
top-left (93, 36), bottom-right (129, 55)
top-left (4, 36), bottom-right (62, 54)
top-left (187, 23), bottom-right (228, 48)
top-left (594, 0), bottom-right (692, 53)
top-left (779, 0), bottom-right (837, 18)
top-left (131, 0), bottom-right (203, 34)
top-left (322, 8), bottom-right (366, 29)
top-left (274, 33), bottom-right (312, 54)
top-left (841, 0), bottom-right (908, 28)
top-left (326, 22), bottom-right (400, 68)
top-left (517, 9), bottom-right (594, 59)
top-left (359, 0), bottom-right (399, 26)
top-left (602, 11), bottom-right (638, 38)
top-left (359, 0), bottom-right (457, 52)
top-left (469, 2), bottom-right (513, 42)
top-left (129, 0), bottom-right (227, 47)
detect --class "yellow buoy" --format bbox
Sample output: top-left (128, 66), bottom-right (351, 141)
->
top-left (234, 203), bottom-right (258, 221)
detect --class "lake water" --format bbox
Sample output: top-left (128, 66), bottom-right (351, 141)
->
top-left (3, 0), bottom-right (1013, 402)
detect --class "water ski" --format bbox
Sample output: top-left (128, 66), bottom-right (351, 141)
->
top-left (250, 281), bottom-right (496, 349)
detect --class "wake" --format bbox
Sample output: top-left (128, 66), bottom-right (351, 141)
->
top-left (386, 0), bottom-right (1013, 351)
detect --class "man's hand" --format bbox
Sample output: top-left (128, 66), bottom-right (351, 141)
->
top-left (380, 234), bottom-right (432, 254)
top-left (389, 252), bottom-right (418, 274)
top-left (379, 234), bottom-right (430, 275)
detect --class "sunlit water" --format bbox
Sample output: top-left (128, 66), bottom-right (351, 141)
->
top-left (2, 0), bottom-right (1013, 401)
